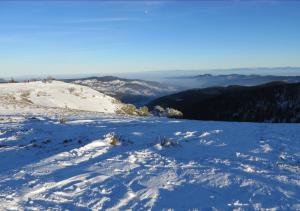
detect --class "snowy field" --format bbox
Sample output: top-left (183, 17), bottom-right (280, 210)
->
top-left (0, 113), bottom-right (300, 210)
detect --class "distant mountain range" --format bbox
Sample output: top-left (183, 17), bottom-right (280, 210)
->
top-left (148, 81), bottom-right (300, 123)
top-left (115, 67), bottom-right (300, 83)
top-left (165, 74), bottom-right (300, 89)
top-left (3, 67), bottom-right (300, 82)
top-left (0, 78), bottom-right (6, 83)
top-left (63, 76), bottom-right (178, 106)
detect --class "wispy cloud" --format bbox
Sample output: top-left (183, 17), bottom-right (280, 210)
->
top-left (63, 17), bottom-right (139, 24)
top-left (0, 25), bottom-right (107, 39)
top-left (4, 25), bottom-right (106, 30)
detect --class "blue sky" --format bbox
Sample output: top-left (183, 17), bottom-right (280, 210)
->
top-left (0, 0), bottom-right (300, 77)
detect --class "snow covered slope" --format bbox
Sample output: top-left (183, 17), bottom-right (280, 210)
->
top-left (0, 81), bottom-right (120, 114)
top-left (0, 114), bottom-right (299, 210)
top-left (65, 76), bottom-right (178, 106)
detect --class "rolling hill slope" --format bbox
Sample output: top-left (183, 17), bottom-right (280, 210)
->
top-left (64, 76), bottom-right (178, 106)
top-left (148, 82), bottom-right (300, 123)
top-left (165, 74), bottom-right (300, 89)
top-left (0, 80), bottom-right (121, 115)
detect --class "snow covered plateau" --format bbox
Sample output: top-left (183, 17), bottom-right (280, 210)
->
top-left (0, 81), bottom-right (299, 210)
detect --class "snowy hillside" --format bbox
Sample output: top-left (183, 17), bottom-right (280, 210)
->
top-left (0, 81), bottom-right (121, 114)
top-left (65, 76), bottom-right (178, 106)
top-left (0, 113), bottom-right (300, 210)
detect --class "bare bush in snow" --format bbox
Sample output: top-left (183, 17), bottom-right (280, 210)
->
top-left (116, 104), bottom-right (138, 116)
top-left (20, 91), bottom-right (31, 99)
top-left (104, 133), bottom-right (131, 146)
top-left (59, 117), bottom-right (67, 124)
top-left (104, 133), bottom-right (133, 146)
top-left (117, 104), bottom-right (150, 116)
top-left (165, 108), bottom-right (183, 118)
top-left (158, 136), bottom-right (179, 147)
top-left (67, 87), bottom-right (76, 94)
top-left (152, 105), bottom-right (183, 118)
top-left (137, 106), bottom-right (150, 116)
top-left (46, 76), bottom-right (54, 83)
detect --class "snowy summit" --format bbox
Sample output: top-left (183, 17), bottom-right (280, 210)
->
top-left (0, 80), bottom-right (121, 115)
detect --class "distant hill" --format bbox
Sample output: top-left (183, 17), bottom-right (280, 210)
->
top-left (165, 74), bottom-right (300, 89)
top-left (63, 76), bottom-right (178, 106)
top-left (116, 67), bottom-right (300, 82)
top-left (0, 78), bottom-right (6, 83)
top-left (193, 74), bottom-right (300, 86)
top-left (148, 82), bottom-right (300, 123)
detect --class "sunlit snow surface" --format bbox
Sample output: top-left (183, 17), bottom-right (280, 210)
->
top-left (0, 81), bottom-right (120, 114)
top-left (0, 114), bottom-right (300, 210)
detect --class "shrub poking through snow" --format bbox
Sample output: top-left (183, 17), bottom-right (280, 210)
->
top-left (67, 87), bottom-right (76, 94)
top-left (32, 144), bottom-right (38, 148)
top-left (152, 106), bottom-right (183, 118)
top-left (152, 105), bottom-right (166, 117)
top-left (112, 98), bottom-right (122, 104)
top-left (137, 106), bottom-right (150, 116)
top-left (36, 91), bottom-right (47, 97)
top-left (165, 108), bottom-right (183, 118)
top-left (116, 104), bottom-right (137, 115)
top-left (63, 139), bottom-right (72, 144)
top-left (47, 76), bottom-right (54, 83)
top-left (154, 105), bottom-right (165, 113)
top-left (105, 133), bottom-right (122, 146)
top-left (159, 136), bottom-right (179, 147)
top-left (20, 91), bottom-right (31, 99)
top-left (104, 133), bottom-right (132, 146)
top-left (117, 104), bottom-right (150, 116)
top-left (110, 136), bottom-right (120, 146)
top-left (42, 139), bottom-right (51, 144)
top-left (59, 117), bottom-right (67, 124)
top-left (42, 76), bottom-right (54, 83)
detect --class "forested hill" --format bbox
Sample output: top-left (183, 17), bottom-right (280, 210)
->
top-left (148, 81), bottom-right (300, 123)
